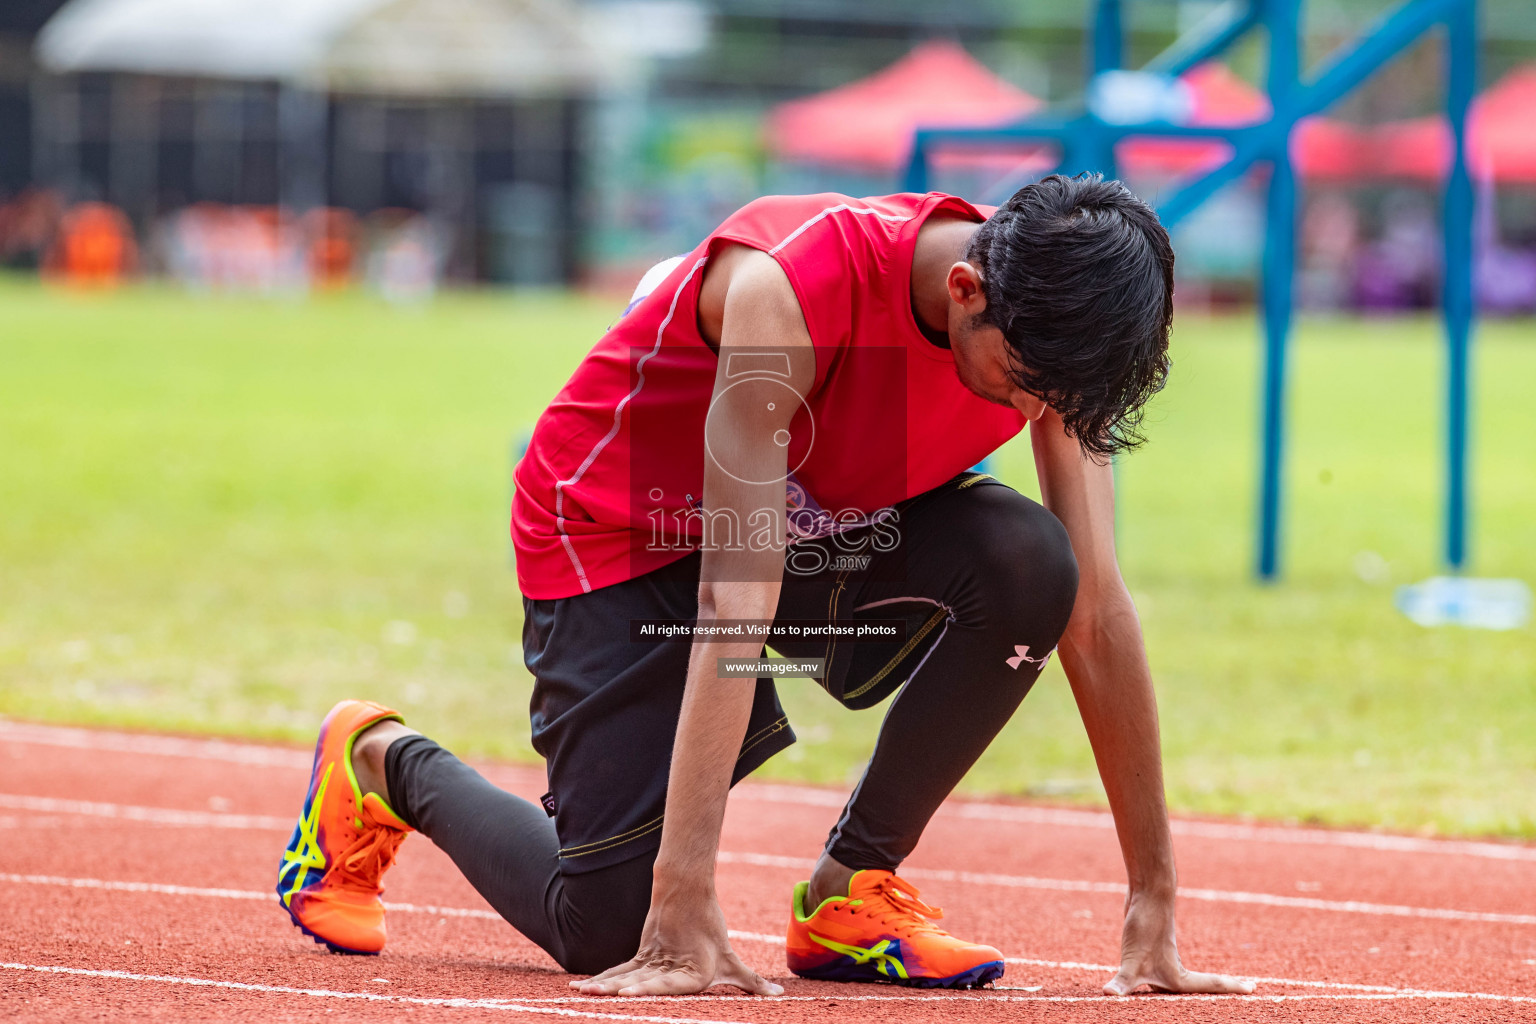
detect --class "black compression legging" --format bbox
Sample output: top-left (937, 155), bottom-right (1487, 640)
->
top-left (384, 476), bottom-right (1079, 975)
top-left (385, 736), bottom-right (652, 974)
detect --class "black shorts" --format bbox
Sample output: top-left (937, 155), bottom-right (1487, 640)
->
top-left (521, 471), bottom-right (1008, 874)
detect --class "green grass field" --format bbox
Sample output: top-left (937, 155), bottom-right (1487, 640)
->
top-left (2, 276), bottom-right (1533, 837)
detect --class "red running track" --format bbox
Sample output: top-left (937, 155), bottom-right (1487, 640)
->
top-left (1, 717), bottom-right (1534, 1022)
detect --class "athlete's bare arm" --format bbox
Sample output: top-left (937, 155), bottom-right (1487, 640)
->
top-left (575, 244), bottom-right (814, 996)
top-left (1031, 410), bottom-right (1254, 996)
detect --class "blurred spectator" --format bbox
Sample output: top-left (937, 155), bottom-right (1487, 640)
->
top-left (160, 204), bottom-right (222, 291)
top-left (157, 204), bottom-right (365, 294)
top-left (1474, 175), bottom-right (1536, 315)
top-left (307, 208), bottom-right (359, 291)
top-left (1299, 191), bottom-right (1361, 311)
top-left (364, 208), bottom-right (445, 304)
top-left (221, 206), bottom-right (286, 293)
top-left (1476, 244), bottom-right (1536, 314)
top-left (0, 188), bottom-right (66, 271)
top-left (43, 201), bottom-right (138, 288)
top-left (160, 203), bottom-right (288, 293)
top-left (1354, 190), bottom-right (1440, 310)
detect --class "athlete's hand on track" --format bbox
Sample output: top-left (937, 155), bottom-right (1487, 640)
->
top-left (1104, 891), bottom-right (1256, 996)
top-left (570, 888), bottom-right (783, 997)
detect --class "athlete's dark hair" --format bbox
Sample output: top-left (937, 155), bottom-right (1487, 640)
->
top-left (964, 173), bottom-right (1174, 460)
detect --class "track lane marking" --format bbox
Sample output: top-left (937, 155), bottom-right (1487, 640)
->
top-left (7, 720), bottom-right (1533, 863)
top-left (0, 873), bottom-right (506, 920)
top-left (0, 963), bottom-right (755, 1023)
top-left (4, 873), bottom-right (1530, 1002)
top-left (721, 930), bottom-right (1507, 998)
top-left (5, 795), bottom-right (1532, 926)
top-left (474, 993), bottom-right (1536, 1004)
top-left (715, 851), bottom-right (1536, 926)
top-left (4, 962), bottom-right (1532, 1006)
top-left (0, 794), bottom-right (292, 830)
top-left (0, 721), bottom-right (312, 769)
top-left (737, 783), bottom-right (1536, 863)
top-left (429, 992), bottom-right (1536, 1005)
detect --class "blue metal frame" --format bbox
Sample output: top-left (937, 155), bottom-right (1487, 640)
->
top-left (905, 0), bottom-right (1479, 579)
top-left (1443, 1), bottom-right (1477, 572)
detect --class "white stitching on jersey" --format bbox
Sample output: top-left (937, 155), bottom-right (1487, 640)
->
top-left (554, 255), bottom-right (710, 593)
top-left (552, 202), bottom-right (909, 593)
top-left (767, 203), bottom-right (912, 256)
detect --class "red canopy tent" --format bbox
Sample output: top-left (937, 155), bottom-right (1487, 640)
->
top-left (1375, 66), bottom-right (1536, 182)
top-left (766, 41), bottom-right (1042, 172)
top-left (1117, 62), bottom-right (1366, 181)
top-left (1294, 117), bottom-right (1367, 180)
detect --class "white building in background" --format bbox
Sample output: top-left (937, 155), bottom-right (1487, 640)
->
top-left (29, 0), bottom-right (708, 284)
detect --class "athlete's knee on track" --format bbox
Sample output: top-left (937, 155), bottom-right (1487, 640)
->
top-left (549, 859), bottom-right (654, 976)
top-left (553, 914), bottom-right (646, 976)
top-left (557, 939), bottom-right (636, 977)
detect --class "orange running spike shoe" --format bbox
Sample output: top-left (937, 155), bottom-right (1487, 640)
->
top-left (786, 870), bottom-right (1004, 988)
top-left (276, 699), bottom-right (412, 955)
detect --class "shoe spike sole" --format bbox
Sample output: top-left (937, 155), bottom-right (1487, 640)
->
top-left (276, 882), bottom-right (379, 957)
top-left (792, 958), bottom-right (1004, 989)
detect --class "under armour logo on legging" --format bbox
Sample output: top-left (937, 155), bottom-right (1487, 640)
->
top-left (1005, 645), bottom-right (1051, 671)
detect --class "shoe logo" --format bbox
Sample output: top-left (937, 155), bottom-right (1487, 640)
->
top-left (280, 762), bottom-right (334, 905)
top-left (1005, 644), bottom-right (1051, 671)
top-left (808, 933), bottom-right (909, 980)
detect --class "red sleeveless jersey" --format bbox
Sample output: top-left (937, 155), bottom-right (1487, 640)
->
top-left (512, 192), bottom-right (1025, 599)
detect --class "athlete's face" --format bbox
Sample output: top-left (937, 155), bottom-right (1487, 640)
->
top-left (945, 263), bottom-right (1049, 423)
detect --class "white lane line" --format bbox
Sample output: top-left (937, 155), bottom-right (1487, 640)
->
top-left (0, 963), bottom-right (753, 1023)
top-left (564, 992), bottom-right (1536, 1004)
top-left (442, 992), bottom-right (1536, 1005)
top-left (737, 782), bottom-right (1536, 863)
top-left (0, 720), bottom-right (311, 769)
top-left (6, 874), bottom-right (1527, 1002)
top-left (723, 933), bottom-right (1453, 999)
top-left (8, 719), bottom-right (1532, 864)
top-left (0, 794), bottom-right (292, 831)
top-left (0, 874), bottom-right (506, 920)
top-left (5, 791), bottom-right (1530, 927)
top-left (0, 814), bottom-right (73, 829)
top-left (4, 874), bottom-right (280, 903)
top-left (991, 955), bottom-right (1496, 999)
top-left (716, 851), bottom-right (1536, 926)
top-left (4, 962), bottom-right (1531, 1007)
